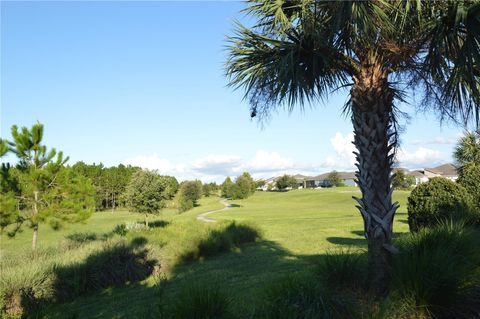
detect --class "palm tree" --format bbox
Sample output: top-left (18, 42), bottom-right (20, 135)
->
top-left (454, 131), bottom-right (480, 169)
top-left (226, 0), bottom-right (480, 295)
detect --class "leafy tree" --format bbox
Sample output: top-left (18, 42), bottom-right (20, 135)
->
top-left (454, 131), bottom-right (480, 170)
top-left (255, 179), bottom-right (266, 189)
top-left (232, 172), bottom-right (256, 199)
top-left (125, 170), bottom-right (169, 227)
top-left (9, 123), bottom-right (94, 250)
top-left (392, 171), bottom-right (415, 190)
top-left (327, 171), bottom-right (344, 187)
top-left (275, 174), bottom-right (298, 190)
top-left (221, 177), bottom-right (235, 198)
top-left (178, 180), bottom-right (203, 212)
top-left (226, 1), bottom-right (480, 294)
top-left (203, 182), bottom-right (218, 197)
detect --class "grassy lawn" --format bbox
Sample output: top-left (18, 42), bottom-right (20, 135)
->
top-left (2, 188), bottom-right (411, 318)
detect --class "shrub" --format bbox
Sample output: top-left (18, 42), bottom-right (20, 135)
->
top-left (170, 284), bottom-right (232, 319)
top-left (390, 222), bottom-right (480, 318)
top-left (256, 274), bottom-right (358, 319)
top-left (181, 222), bottom-right (261, 262)
top-left (178, 180), bottom-right (203, 212)
top-left (407, 177), bottom-right (474, 231)
top-left (457, 163), bottom-right (480, 213)
top-left (53, 241), bottom-right (156, 302)
top-left (0, 262), bottom-right (55, 317)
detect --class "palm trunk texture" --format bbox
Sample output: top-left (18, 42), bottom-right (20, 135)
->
top-left (351, 67), bottom-right (399, 296)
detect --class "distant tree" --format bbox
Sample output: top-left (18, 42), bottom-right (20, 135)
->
top-left (0, 138), bottom-right (19, 232)
top-left (160, 175), bottom-right (179, 200)
top-left (327, 171), bottom-right (344, 187)
top-left (255, 179), bottom-right (266, 189)
top-left (203, 182), bottom-right (219, 197)
top-left (125, 170), bottom-right (168, 227)
top-left (232, 173), bottom-right (255, 199)
top-left (275, 175), bottom-right (298, 190)
top-left (454, 131), bottom-right (480, 170)
top-left (9, 123), bottom-right (94, 250)
top-left (178, 180), bottom-right (203, 212)
top-left (392, 171), bottom-right (416, 189)
top-left (221, 177), bottom-right (235, 198)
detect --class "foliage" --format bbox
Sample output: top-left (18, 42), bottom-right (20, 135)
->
top-left (202, 182), bottom-right (219, 197)
top-left (4, 123), bottom-right (95, 249)
top-left (0, 239), bottom-right (155, 317)
top-left (315, 250), bottom-right (366, 290)
top-left (231, 172), bottom-right (255, 199)
top-left (177, 180), bottom-right (203, 212)
top-left (392, 170), bottom-right (416, 190)
top-left (182, 221), bottom-right (261, 262)
top-left (407, 177), bottom-right (475, 231)
top-left (71, 162), bottom-right (141, 211)
top-left (457, 163), bottom-right (480, 212)
top-left (390, 222), bottom-right (480, 318)
top-left (170, 285), bottom-right (232, 319)
top-left (125, 170), bottom-right (172, 225)
top-left (326, 171), bottom-right (344, 187)
top-left (275, 174), bottom-right (298, 190)
top-left (221, 177), bottom-right (235, 198)
top-left (53, 241), bottom-right (155, 302)
top-left (256, 274), bottom-right (358, 319)
top-left (454, 131), bottom-right (480, 169)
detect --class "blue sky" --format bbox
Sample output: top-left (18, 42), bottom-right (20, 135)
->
top-left (1, 1), bottom-right (470, 182)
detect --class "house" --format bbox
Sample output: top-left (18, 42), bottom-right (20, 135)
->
top-left (424, 163), bottom-right (458, 181)
top-left (392, 163), bottom-right (458, 186)
top-left (256, 163), bottom-right (457, 191)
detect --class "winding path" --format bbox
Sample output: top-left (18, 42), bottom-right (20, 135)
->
top-left (196, 199), bottom-right (232, 223)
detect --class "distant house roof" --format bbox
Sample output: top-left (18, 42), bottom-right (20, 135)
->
top-left (408, 170), bottom-right (427, 178)
top-left (425, 163), bottom-right (458, 177)
top-left (293, 174), bottom-right (313, 181)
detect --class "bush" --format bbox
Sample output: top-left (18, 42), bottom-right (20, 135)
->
top-left (256, 274), bottom-right (358, 319)
top-left (170, 284), bottom-right (232, 319)
top-left (0, 240), bottom-right (156, 316)
top-left (53, 241), bottom-right (156, 302)
top-left (178, 180), bottom-right (203, 212)
top-left (182, 222), bottom-right (261, 262)
top-left (390, 222), bottom-right (480, 318)
top-left (457, 163), bottom-right (480, 213)
top-left (407, 177), bottom-right (475, 231)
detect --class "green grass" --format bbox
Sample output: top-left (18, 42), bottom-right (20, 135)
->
top-left (1, 188), bottom-right (411, 318)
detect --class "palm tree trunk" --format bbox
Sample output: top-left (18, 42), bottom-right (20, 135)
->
top-left (351, 70), bottom-right (399, 296)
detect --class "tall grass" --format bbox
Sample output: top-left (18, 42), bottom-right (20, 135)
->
top-left (389, 221), bottom-right (480, 318)
top-left (256, 274), bottom-right (359, 319)
top-left (170, 284), bottom-right (232, 319)
top-left (0, 239), bottom-right (156, 317)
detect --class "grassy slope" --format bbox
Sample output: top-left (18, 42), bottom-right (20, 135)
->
top-left (10, 188), bottom-right (410, 318)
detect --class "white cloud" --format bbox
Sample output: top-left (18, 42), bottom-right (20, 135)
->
top-left (397, 147), bottom-right (444, 168)
top-left (123, 153), bottom-right (186, 176)
top-left (246, 150), bottom-right (294, 172)
top-left (192, 155), bottom-right (242, 176)
top-left (320, 132), bottom-right (356, 170)
top-left (410, 134), bottom-right (462, 145)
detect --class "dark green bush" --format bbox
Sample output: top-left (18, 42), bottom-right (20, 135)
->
top-left (390, 222), bottom-right (480, 318)
top-left (407, 177), bottom-right (474, 231)
top-left (457, 163), bottom-right (480, 214)
top-left (256, 274), bottom-right (358, 319)
top-left (170, 284), bottom-right (232, 319)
